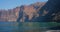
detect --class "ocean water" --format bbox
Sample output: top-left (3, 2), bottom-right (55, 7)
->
top-left (0, 22), bottom-right (60, 32)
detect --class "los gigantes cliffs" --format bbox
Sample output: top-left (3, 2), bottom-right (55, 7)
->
top-left (0, 0), bottom-right (60, 22)
top-left (0, 2), bottom-right (46, 22)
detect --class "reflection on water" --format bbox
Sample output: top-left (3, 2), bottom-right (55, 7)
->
top-left (0, 22), bottom-right (60, 32)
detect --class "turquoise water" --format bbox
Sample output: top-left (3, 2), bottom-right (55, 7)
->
top-left (0, 22), bottom-right (59, 32)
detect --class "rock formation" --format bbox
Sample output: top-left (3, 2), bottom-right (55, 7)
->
top-left (0, 0), bottom-right (60, 22)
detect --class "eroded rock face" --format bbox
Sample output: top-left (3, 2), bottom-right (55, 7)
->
top-left (17, 2), bottom-right (46, 22)
top-left (0, 0), bottom-right (60, 22)
top-left (35, 0), bottom-right (60, 22)
top-left (0, 7), bottom-right (20, 21)
top-left (0, 2), bottom-right (46, 22)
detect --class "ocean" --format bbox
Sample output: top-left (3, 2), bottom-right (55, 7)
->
top-left (0, 22), bottom-right (59, 32)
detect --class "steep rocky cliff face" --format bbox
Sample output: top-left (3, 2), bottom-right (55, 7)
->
top-left (0, 7), bottom-right (20, 21)
top-left (36, 0), bottom-right (60, 22)
top-left (17, 2), bottom-right (46, 22)
top-left (17, 0), bottom-right (60, 22)
top-left (0, 2), bottom-right (46, 22)
top-left (0, 0), bottom-right (60, 22)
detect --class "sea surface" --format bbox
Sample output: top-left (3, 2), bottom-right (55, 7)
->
top-left (0, 22), bottom-right (60, 32)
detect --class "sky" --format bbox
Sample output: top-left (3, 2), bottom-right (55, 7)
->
top-left (0, 0), bottom-right (48, 10)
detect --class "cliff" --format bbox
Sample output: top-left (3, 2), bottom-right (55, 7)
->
top-left (0, 0), bottom-right (60, 22)
top-left (0, 2), bottom-right (46, 22)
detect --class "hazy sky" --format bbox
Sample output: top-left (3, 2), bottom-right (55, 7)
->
top-left (0, 0), bottom-right (48, 9)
